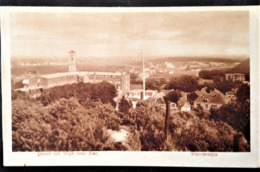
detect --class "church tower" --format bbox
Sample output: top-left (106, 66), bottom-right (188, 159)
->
top-left (68, 50), bottom-right (77, 72)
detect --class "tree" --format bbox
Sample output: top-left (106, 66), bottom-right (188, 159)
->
top-left (166, 75), bottom-right (199, 92)
top-left (119, 96), bottom-right (132, 114)
top-left (13, 80), bottom-right (24, 89)
top-left (187, 92), bottom-right (198, 105)
top-left (165, 90), bottom-right (182, 104)
top-left (236, 84), bottom-right (250, 104)
top-left (145, 78), bottom-right (166, 91)
top-left (210, 101), bottom-right (250, 141)
top-left (245, 73), bottom-right (250, 81)
top-left (208, 79), bottom-right (242, 94)
top-left (199, 69), bottom-right (225, 81)
top-left (38, 82), bottom-right (117, 107)
top-left (130, 73), bottom-right (138, 80)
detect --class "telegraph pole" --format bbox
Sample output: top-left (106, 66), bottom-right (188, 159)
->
top-left (142, 53), bottom-right (145, 100)
top-left (164, 97), bottom-right (170, 140)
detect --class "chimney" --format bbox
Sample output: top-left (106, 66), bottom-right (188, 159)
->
top-left (141, 91), bottom-right (144, 100)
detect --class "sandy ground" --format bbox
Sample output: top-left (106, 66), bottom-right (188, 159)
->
top-left (107, 126), bottom-right (130, 143)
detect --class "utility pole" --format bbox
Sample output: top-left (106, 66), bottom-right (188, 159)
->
top-left (142, 53), bottom-right (145, 100)
top-left (164, 98), bottom-right (170, 140)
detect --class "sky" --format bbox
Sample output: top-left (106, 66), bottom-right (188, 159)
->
top-left (10, 11), bottom-right (249, 60)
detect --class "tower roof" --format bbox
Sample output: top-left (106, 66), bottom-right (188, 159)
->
top-left (69, 50), bottom-right (76, 54)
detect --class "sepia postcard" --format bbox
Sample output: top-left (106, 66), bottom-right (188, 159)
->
top-left (1, 6), bottom-right (260, 167)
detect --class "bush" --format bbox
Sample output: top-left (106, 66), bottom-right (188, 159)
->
top-left (210, 101), bottom-right (250, 141)
top-left (168, 112), bottom-right (236, 151)
top-left (12, 98), bottom-right (121, 151)
top-left (119, 96), bottom-right (132, 114)
top-left (37, 82), bottom-right (117, 107)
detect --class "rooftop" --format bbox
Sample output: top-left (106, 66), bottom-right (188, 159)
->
top-left (40, 71), bottom-right (123, 79)
top-left (194, 88), bottom-right (230, 104)
top-left (225, 73), bottom-right (245, 75)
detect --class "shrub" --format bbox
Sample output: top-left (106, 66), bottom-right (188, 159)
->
top-left (12, 98), bottom-right (121, 151)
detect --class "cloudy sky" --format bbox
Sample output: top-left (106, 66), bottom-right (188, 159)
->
top-left (10, 11), bottom-right (249, 59)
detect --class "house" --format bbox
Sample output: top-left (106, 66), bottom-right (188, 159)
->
top-left (177, 96), bottom-right (191, 112)
top-left (225, 73), bottom-right (246, 82)
top-left (194, 88), bottom-right (230, 111)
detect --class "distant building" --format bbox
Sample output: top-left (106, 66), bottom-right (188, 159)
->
top-left (149, 68), bottom-right (156, 75)
top-left (18, 50), bottom-right (130, 93)
top-left (130, 84), bottom-right (143, 90)
top-left (225, 73), bottom-right (246, 82)
top-left (126, 89), bottom-right (158, 100)
top-left (194, 88), bottom-right (230, 111)
top-left (198, 78), bottom-right (214, 85)
top-left (68, 50), bottom-right (77, 72)
top-left (164, 61), bottom-right (175, 68)
top-left (177, 96), bottom-right (191, 112)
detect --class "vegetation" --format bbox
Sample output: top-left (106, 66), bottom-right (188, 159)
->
top-left (145, 78), bottom-right (166, 91)
top-left (12, 80), bottom-right (250, 152)
top-left (12, 98), bottom-right (122, 151)
top-left (165, 75), bottom-right (199, 92)
top-left (118, 96), bottom-right (132, 114)
top-left (130, 73), bottom-right (138, 80)
top-left (214, 81), bottom-right (242, 94)
top-left (37, 82), bottom-right (117, 107)
top-left (210, 84), bottom-right (250, 141)
top-left (199, 69), bottom-right (225, 81)
top-left (130, 77), bottom-right (166, 91)
top-left (165, 90), bottom-right (182, 104)
top-left (12, 80), bottom-right (24, 89)
top-left (150, 56), bottom-right (244, 64)
top-left (187, 92), bottom-right (198, 105)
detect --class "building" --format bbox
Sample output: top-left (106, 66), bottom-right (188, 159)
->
top-left (198, 78), bottom-right (214, 85)
top-left (225, 73), bottom-right (246, 82)
top-left (177, 96), bottom-right (191, 112)
top-left (19, 50), bottom-right (130, 93)
top-left (126, 89), bottom-right (158, 100)
top-left (130, 84), bottom-right (143, 90)
top-left (194, 88), bottom-right (230, 111)
top-left (68, 50), bottom-right (77, 72)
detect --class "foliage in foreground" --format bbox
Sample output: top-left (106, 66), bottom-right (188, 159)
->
top-left (12, 98), bottom-right (121, 151)
top-left (125, 101), bottom-right (237, 151)
top-left (12, 82), bottom-right (248, 152)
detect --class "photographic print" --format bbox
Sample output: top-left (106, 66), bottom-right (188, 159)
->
top-left (2, 6), bottom-right (259, 167)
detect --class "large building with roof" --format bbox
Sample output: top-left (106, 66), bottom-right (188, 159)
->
top-left (20, 50), bottom-right (130, 93)
top-left (194, 87), bottom-right (230, 111)
top-left (225, 73), bottom-right (246, 82)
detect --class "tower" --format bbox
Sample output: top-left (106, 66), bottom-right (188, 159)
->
top-left (68, 50), bottom-right (77, 72)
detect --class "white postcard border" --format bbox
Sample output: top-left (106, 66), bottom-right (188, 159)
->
top-left (1, 6), bottom-right (259, 167)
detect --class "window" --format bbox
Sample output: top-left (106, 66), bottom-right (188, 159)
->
top-left (203, 99), bottom-right (209, 103)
